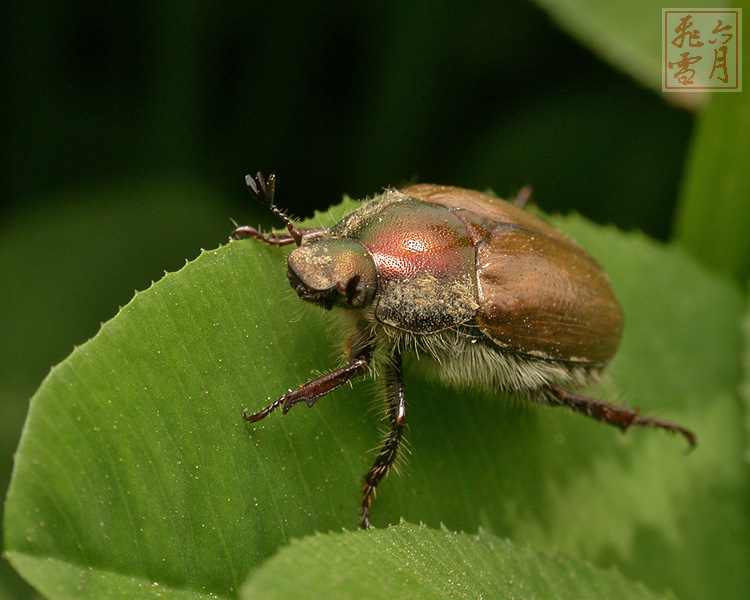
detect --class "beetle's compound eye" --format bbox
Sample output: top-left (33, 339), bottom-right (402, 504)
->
top-left (287, 239), bottom-right (377, 310)
top-left (343, 275), bottom-right (363, 307)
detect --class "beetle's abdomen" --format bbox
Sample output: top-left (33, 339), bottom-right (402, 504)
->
top-left (476, 224), bottom-right (623, 364)
top-left (400, 183), bottom-right (623, 365)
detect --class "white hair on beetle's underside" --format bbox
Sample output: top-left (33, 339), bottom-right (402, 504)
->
top-left (319, 303), bottom-right (604, 408)
top-left (375, 320), bottom-right (602, 399)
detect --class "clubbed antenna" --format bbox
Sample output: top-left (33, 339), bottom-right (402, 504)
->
top-left (245, 172), bottom-right (303, 246)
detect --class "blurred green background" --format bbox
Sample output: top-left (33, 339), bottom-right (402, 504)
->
top-left (2, 1), bottom-right (697, 597)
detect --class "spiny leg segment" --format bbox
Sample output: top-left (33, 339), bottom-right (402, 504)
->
top-left (360, 350), bottom-right (406, 530)
top-left (243, 355), bottom-right (370, 422)
top-left (543, 384), bottom-right (696, 448)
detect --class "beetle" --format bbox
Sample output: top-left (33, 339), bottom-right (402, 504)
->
top-left (232, 172), bottom-right (695, 530)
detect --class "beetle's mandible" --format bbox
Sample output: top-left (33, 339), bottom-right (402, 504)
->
top-left (231, 172), bottom-right (695, 530)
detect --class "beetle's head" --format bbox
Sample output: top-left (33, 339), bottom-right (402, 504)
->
top-left (287, 238), bottom-right (377, 311)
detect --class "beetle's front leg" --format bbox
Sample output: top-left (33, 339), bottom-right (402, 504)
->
top-left (360, 350), bottom-right (405, 530)
top-left (231, 226), bottom-right (329, 246)
top-left (244, 351), bottom-right (370, 422)
top-left (231, 172), bottom-right (331, 246)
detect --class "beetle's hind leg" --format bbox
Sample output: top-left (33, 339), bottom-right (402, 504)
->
top-left (360, 350), bottom-right (406, 530)
top-left (514, 185), bottom-right (533, 208)
top-left (543, 384), bottom-right (696, 448)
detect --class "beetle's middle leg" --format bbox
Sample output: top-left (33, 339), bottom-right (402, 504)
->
top-left (543, 384), bottom-right (696, 448)
top-left (360, 350), bottom-right (406, 530)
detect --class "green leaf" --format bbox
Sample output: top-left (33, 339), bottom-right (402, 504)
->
top-left (530, 0), bottom-right (725, 107)
top-left (673, 5), bottom-right (750, 280)
top-left (0, 172), bottom-right (236, 600)
top-left (742, 283), bottom-right (750, 461)
top-left (5, 201), bottom-right (748, 600)
top-left (241, 522), bottom-right (669, 600)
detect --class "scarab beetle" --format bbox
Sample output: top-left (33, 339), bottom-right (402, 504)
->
top-left (232, 173), bottom-right (695, 530)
